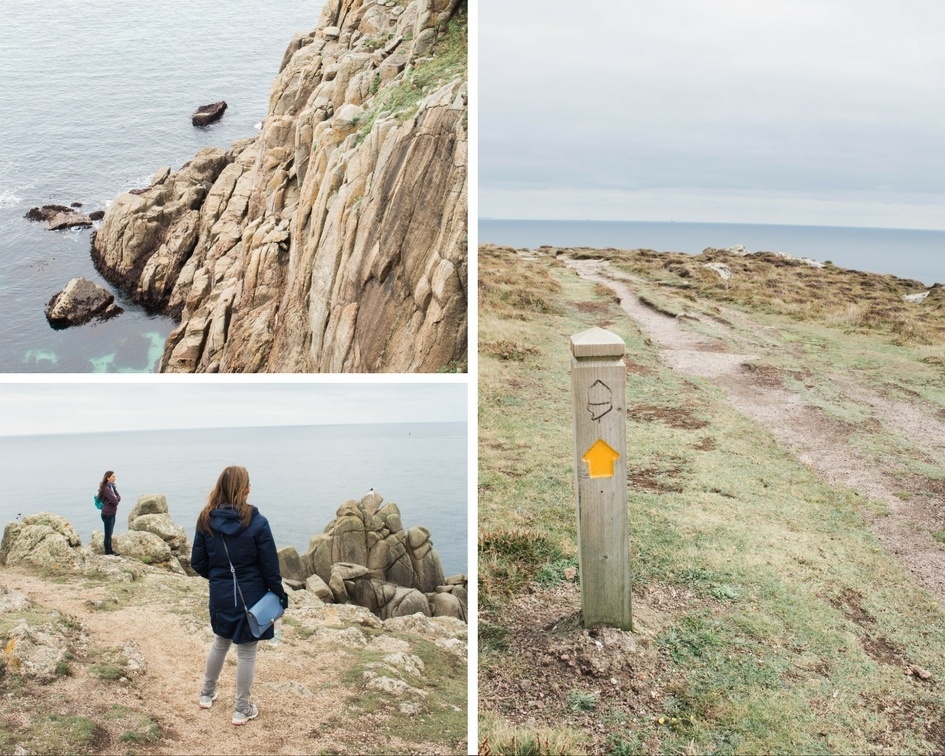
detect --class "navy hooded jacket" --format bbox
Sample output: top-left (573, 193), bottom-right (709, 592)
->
top-left (191, 505), bottom-right (285, 644)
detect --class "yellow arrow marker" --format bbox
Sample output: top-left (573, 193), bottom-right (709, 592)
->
top-left (582, 439), bottom-right (620, 478)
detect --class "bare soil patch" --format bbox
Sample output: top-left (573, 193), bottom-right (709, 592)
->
top-left (629, 404), bottom-right (708, 430)
top-left (622, 357), bottom-right (655, 376)
top-left (480, 583), bottom-right (701, 753)
top-left (627, 466), bottom-right (685, 494)
top-left (574, 300), bottom-right (613, 316)
top-left (864, 696), bottom-right (945, 753)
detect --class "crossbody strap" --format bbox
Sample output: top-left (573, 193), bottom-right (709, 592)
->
top-left (219, 535), bottom-right (249, 611)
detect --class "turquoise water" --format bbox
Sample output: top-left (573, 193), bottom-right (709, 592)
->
top-left (0, 422), bottom-right (468, 576)
top-left (479, 219), bottom-right (945, 287)
top-left (0, 0), bottom-right (323, 372)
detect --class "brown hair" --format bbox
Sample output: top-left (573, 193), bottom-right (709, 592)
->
top-left (97, 471), bottom-right (114, 500)
top-left (196, 466), bottom-right (253, 534)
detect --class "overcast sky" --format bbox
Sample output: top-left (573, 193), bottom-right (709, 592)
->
top-left (0, 380), bottom-right (467, 437)
top-left (478, 0), bottom-right (945, 229)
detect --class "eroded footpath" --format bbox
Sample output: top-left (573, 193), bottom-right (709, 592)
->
top-left (0, 562), bottom-right (467, 755)
top-left (567, 255), bottom-right (945, 605)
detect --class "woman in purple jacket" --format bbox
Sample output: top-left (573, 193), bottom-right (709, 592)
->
top-left (191, 465), bottom-right (287, 726)
top-left (97, 470), bottom-right (120, 555)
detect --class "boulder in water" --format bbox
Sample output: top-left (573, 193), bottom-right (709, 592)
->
top-left (192, 101), bottom-right (227, 127)
top-left (45, 277), bottom-right (122, 328)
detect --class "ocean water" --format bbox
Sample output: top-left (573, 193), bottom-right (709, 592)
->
top-left (479, 219), bottom-right (945, 287)
top-left (0, 0), bottom-right (323, 372)
top-left (0, 422), bottom-right (468, 577)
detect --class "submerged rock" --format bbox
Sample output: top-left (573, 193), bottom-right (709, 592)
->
top-left (192, 101), bottom-right (228, 127)
top-left (25, 205), bottom-right (73, 222)
top-left (45, 277), bottom-right (122, 328)
top-left (47, 212), bottom-right (93, 230)
top-left (25, 204), bottom-right (95, 230)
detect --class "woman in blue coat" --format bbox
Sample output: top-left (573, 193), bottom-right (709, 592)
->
top-left (191, 465), bottom-right (288, 726)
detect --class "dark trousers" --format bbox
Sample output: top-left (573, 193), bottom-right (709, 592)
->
top-left (101, 513), bottom-right (116, 554)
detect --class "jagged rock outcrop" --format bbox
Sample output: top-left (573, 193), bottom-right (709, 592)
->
top-left (350, 578), bottom-right (431, 620)
top-left (703, 262), bottom-right (732, 281)
top-left (308, 491), bottom-right (446, 590)
top-left (278, 490), bottom-right (466, 621)
top-left (90, 494), bottom-right (193, 574)
top-left (45, 277), bottom-right (123, 328)
top-left (0, 510), bottom-right (185, 577)
top-left (430, 574), bottom-right (467, 621)
top-left (92, 530), bottom-right (186, 574)
top-left (0, 514), bottom-right (84, 570)
top-left (125, 494), bottom-right (193, 573)
top-left (1, 491), bottom-right (464, 620)
top-left (92, 0), bottom-right (467, 372)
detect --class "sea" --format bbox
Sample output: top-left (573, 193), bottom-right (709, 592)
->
top-left (0, 422), bottom-right (468, 577)
top-left (0, 0), bottom-right (324, 372)
top-left (479, 219), bottom-right (945, 288)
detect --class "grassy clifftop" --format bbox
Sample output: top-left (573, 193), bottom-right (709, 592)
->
top-left (479, 244), bottom-right (945, 754)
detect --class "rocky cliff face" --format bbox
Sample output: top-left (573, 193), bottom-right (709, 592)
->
top-left (92, 0), bottom-right (467, 372)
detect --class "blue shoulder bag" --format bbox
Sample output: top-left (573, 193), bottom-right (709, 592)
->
top-left (220, 536), bottom-right (284, 637)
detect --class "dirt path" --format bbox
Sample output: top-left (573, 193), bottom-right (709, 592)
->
top-left (566, 257), bottom-right (945, 605)
top-left (6, 568), bottom-right (348, 755)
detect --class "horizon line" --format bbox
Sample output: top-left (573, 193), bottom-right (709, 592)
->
top-left (0, 419), bottom-right (467, 440)
top-left (478, 217), bottom-right (945, 234)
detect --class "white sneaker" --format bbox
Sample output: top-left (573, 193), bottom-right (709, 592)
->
top-left (198, 691), bottom-right (218, 709)
top-left (232, 704), bottom-right (258, 725)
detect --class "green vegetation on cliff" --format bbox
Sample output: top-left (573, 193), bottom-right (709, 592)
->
top-left (358, 1), bottom-right (467, 143)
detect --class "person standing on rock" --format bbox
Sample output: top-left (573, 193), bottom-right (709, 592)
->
top-left (191, 465), bottom-right (288, 726)
top-left (97, 470), bottom-right (120, 556)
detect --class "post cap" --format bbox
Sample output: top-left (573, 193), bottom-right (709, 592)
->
top-left (571, 327), bottom-right (626, 358)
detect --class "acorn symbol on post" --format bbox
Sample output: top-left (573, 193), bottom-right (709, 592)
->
top-left (587, 379), bottom-right (613, 421)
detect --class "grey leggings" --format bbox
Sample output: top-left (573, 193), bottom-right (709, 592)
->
top-left (201, 634), bottom-right (257, 713)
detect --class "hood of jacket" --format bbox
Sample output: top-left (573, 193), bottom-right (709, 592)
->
top-left (209, 505), bottom-right (257, 538)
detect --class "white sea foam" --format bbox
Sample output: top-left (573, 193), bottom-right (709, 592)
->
top-left (0, 162), bottom-right (26, 207)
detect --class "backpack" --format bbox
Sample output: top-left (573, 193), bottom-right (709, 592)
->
top-left (94, 494), bottom-right (103, 510)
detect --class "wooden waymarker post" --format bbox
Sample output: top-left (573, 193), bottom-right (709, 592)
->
top-left (571, 327), bottom-right (632, 630)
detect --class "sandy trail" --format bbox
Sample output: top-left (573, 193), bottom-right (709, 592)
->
top-left (567, 257), bottom-right (945, 604)
top-left (6, 568), bottom-right (356, 756)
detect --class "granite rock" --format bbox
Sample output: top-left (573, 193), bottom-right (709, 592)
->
top-left (45, 277), bottom-right (122, 328)
top-left (91, 0), bottom-right (467, 373)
